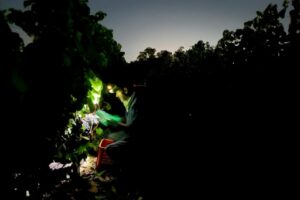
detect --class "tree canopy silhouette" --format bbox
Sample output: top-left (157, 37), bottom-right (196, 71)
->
top-left (1, 0), bottom-right (299, 199)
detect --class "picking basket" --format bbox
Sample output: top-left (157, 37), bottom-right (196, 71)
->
top-left (96, 138), bottom-right (114, 169)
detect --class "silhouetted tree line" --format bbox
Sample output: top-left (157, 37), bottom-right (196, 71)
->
top-left (125, 1), bottom-right (298, 198)
top-left (0, 0), bottom-right (298, 198)
top-left (128, 0), bottom-right (297, 132)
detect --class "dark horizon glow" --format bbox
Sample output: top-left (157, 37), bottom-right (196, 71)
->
top-left (1, 0), bottom-right (290, 62)
top-left (89, 0), bottom-right (289, 62)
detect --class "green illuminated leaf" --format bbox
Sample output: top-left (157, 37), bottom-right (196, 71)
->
top-left (96, 127), bottom-right (103, 135)
top-left (81, 136), bottom-right (90, 140)
top-left (89, 77), bottom-right (103, 92)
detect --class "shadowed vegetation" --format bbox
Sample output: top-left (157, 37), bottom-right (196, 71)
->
top-left (0, 0), bottom-right (298, 199)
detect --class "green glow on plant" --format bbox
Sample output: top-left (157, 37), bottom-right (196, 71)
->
top-left (96, 110), bottom-right (122, 126)
top-left (88, 77), bottom-right (103, 105)
top-left (89, 77), bottom-right (103, 92)
top-left (77, 104), bottom-right (89, 118)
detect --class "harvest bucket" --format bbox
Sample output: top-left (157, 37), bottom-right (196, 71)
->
top-left (96, 138), bottom-right (114, 169)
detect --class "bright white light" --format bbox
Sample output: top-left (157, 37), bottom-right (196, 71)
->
top-left (92, 93), bottom-right (100, 104)
top-left (107, 84), bottom-right (117, 93)
top-left (108, 89), bottom-right (114, 93)
top-left (107, 84), bottom-right (113, 90)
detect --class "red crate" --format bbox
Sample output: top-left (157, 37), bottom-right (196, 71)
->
top-left (96, 138), bottom-right (114, 169)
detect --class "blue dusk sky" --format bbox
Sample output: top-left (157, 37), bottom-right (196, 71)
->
top-left (1, 0), bottom-right (290, 62)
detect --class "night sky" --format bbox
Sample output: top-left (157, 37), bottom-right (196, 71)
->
top-left (1, 0), bottom-right (289, 62)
